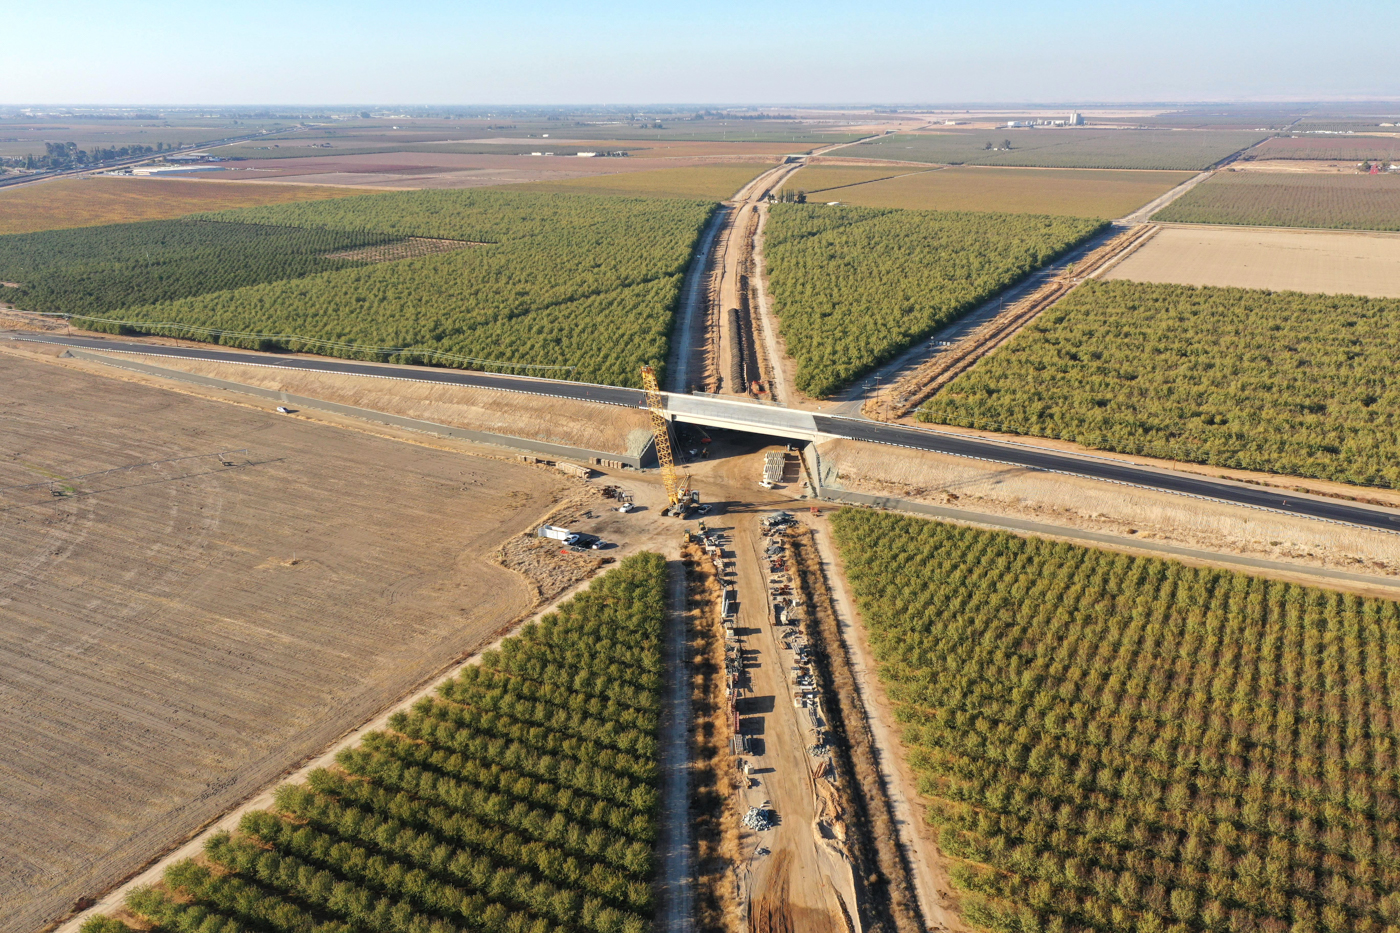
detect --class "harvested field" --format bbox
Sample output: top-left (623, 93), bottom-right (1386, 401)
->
top-left (208, 151), bottom-right (732, 190)
top-left (1245, 134), bottom-right (1400, 162)
top-left (1153, 170), bottom-right (1400, 230)
top-left (509, 162), bottom-right (771, 200)
top-left (848, 129), bottom-right (1266, 170)
top-left (787, 165), bottom-right (1193, 218)
top-left (1103, 224), bottom-right (1400, 297)
top-left (815, 437), bottom-right (1400, 583)
top-left (779, 163), bottom-right (932, 193)
top-left (0, 176), bottom-right (361, 235)
top-left (94, 352), bottom-right (656, 458)
top-left (0, 353), bottom-right (565, 933)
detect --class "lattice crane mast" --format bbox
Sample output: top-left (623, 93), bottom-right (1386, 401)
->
top-left (640, 365), bottom-right (689, 513)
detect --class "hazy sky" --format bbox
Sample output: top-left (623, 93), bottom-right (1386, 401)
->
top-left (8, 0), bottom-right (1399, 106)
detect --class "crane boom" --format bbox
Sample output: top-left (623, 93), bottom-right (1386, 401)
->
top-left (640, 365), bottom-right (681, 506)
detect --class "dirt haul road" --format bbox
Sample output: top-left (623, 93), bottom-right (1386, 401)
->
top-left (711, 496), bottom-right (859, 931)
top-left (711, 162), bottom-right (806, 396)
top-left (687, 134), bottom-right (886, 399)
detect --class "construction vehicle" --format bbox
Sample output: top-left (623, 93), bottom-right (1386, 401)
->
top-left (641, 364), bottom-right (700, 517)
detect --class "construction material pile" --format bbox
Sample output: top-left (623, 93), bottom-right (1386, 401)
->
top-left (742, 805), bottom-right (776, 831)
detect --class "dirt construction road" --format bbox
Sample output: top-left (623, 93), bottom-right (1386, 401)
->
top-left (679, 440), bottom-right (859, 933)
top-left (0, 353), bottom-right (565, 933)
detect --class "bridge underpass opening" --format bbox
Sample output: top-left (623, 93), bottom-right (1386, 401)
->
top-left (666, 423), bottom-right (816, 507)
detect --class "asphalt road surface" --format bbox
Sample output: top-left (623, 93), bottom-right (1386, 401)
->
top-left (13, 331), bottom-right (1400, 534)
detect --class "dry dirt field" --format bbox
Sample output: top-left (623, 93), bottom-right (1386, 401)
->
top-left (0, 352), bottom-right (567, 933)
top-left (207, 151), bottom-right (739, 189)
top-left (95, 352), bottom-right (656, 458)
top-left (0, 176), bottom-right (362, 235)
top-left (1103, 224), bottom-right (1400, 297)
top-left (785, 164), bottom-right (1192, 217)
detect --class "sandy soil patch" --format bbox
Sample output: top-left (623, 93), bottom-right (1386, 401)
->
top-left (816, 438), bottom-right (1400, 586)
top-left (1104, 224), bottom-right (1400, 297)
top-left (0, 354), bottom-right (566, 933)
top-left (86, 354), bottom-right (655, 459)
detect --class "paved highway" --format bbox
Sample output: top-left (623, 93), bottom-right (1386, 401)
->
top-left (13, 332), bottom-right (644, 407)
top-left (12, 331), bottom-right (1400, 534)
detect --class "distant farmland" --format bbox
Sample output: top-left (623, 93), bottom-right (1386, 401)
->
top-left (0, 177), bottom-right (361, 235)
top-left (849, 129), bottom-right (1267, 170)
top-left (1155, 171), bottom-right (1400, 230)
top-left (1245, 135), bottom-right (1400, 162)
top-left (509, 162), bottom-right (769, 200)
top-left (784, 165), bottom-right (1192, 218)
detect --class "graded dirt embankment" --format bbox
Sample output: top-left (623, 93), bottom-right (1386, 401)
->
top-left (815, 438), bottom-right (1400, 588)
top-left (0, 354), bottom-right (567, 933)
top-left (89, 354), bottom-right (654, 459)
top-left (1104, 224), bottom-right (1400, 297)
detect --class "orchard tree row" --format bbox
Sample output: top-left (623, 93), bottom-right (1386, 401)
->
top-left (764, 203), bottom-right (1103, 397)
top-left (831, 509), bottom-right (1400, 933)
top-left (0, 219), bottom-right (393, 314)
top-left (83, 553), bottom-right (669, 933)
top-left (919, 280), bottom-right (1400, 488)
top-left (0, 189), bottom-right (715, 387)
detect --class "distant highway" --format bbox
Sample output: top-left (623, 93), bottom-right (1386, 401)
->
top-left (10, 331), bottom-right (1400, 534)
top-left (0, 126), bottom-right (299, 190)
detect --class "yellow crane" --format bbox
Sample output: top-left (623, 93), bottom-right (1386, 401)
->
top-left (640, 365), bottom-right (690, 515)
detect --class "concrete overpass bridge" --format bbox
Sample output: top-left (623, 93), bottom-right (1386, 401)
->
top-left (11, 331), bottom-right (1400, 536)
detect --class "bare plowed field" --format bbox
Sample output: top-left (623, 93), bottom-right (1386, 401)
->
top-left (209, 151), bottom-right (729, 190)
top-left (1104, 224), bottom-right (1400, 297)
top-left (0, 354), bottom-right (563, 933)
top-left (785, 165), bottom-right (1192, 217)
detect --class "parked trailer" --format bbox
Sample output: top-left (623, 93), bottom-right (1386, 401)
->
top-left (536, 524), bottom-right (580, 545)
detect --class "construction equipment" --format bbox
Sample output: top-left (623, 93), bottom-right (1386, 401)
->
top-left (641, 364), bottom-right (695, 517)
